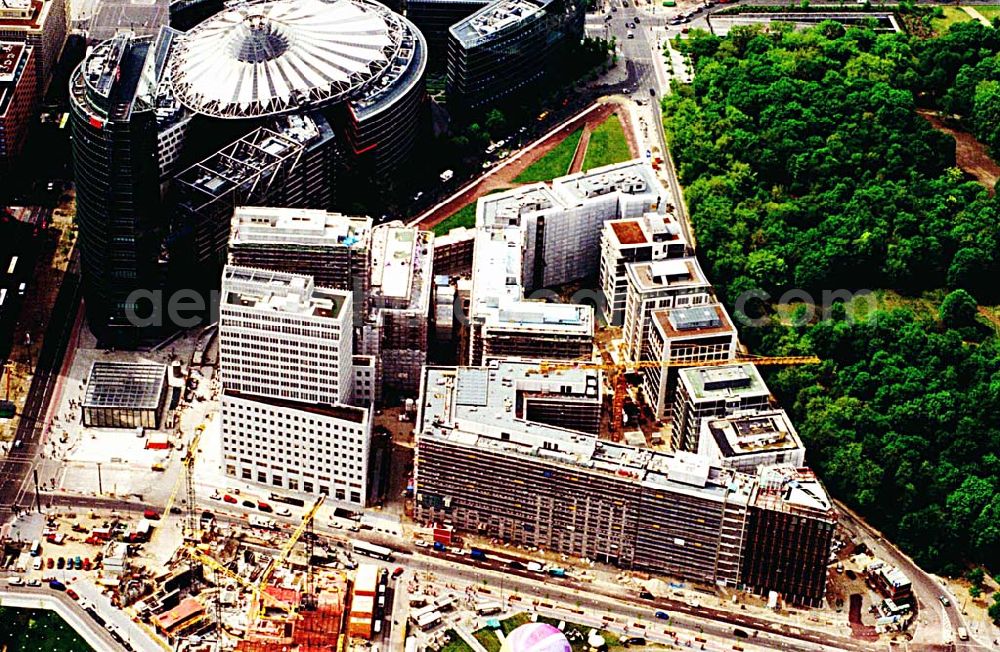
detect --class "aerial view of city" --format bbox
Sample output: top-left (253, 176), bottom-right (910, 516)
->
top-left (0, 0), bottom-right (999, 648)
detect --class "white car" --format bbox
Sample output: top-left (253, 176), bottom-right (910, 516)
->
top-left (209, 493), bottom-right (221, 501)
top-left (7, 577), bottom-right (23, 586)
top-left (275, 506), bottom-right (292, 517)
top-left (414, 540), bottom-right (429, 548)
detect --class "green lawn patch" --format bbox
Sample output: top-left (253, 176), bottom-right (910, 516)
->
top-left (515, 129), bottom-right (583, 183)
top-left (0, 607), bottom-right (94, 651)
top-left (440, 629), bottom-right (476, 652)
top-left (973, 4), bottom-right (1000, 19)
top-left (535, 616), bottom-right (624, 651)
top-left (499, 612), bottom-right (532, 635)
top-left (474, 628), bottom-right (502, 652)
top-left (933, 6), bottom-right (976, 32)
top-left (431, 201), bottom-right (477, 236)
top-left (582, 114), bottom-right (632, 171)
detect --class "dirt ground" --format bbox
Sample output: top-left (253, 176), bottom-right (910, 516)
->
top-left (415, 99), bottom-right (638, 232)
top-left (919, 110), bottom-right (1000, 193)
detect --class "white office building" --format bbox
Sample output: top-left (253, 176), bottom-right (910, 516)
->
top-left (622, 257), bottom-right (714, 363)
top-left (220, 266), bottom-right (353, 405)
top-left (698, 409), bottom-right (805, 474)
top-left (219, 265), bottom-right (369, 505)
top-left (599, 212), bottom-right (687, 326)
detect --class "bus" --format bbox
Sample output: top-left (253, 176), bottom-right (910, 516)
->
top-left (351, 540), bottom-right (394, 561)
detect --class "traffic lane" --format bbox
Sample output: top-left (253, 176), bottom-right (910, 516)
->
top-left (402, 552), bottom-right (865, 652)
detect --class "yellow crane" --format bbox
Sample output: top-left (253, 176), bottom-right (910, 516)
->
top-left (538, 350), bottom-right (821, 440)
top-left (182, 544), bottom-right (296, 615)
top-left (160, 425), bottom-right (203, 538)
top-left (248, 495), bottom-right (325, 621)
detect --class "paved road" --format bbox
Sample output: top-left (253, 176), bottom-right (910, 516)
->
top-left (0, 256), bottom-right (80, 516)
top-left (835, 500), bottom-right (990, 651)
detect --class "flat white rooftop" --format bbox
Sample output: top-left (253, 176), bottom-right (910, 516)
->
top-left (222, 265), bottom-right (348, 320)
top-left (231, 207), bottom-right (371, 247)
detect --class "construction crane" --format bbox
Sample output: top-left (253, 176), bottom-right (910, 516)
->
top-left (538, 350), bottom-right (821, 441)
top-left (182, 544), bottom-right (296, 616)
top-left (248, 495), bottom-right (325, 621)
top-left (160, 425), bottom-right (203, 539)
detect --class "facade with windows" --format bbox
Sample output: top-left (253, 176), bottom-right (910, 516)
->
top-left (221, 391), bottom-right (370, 505)
top-left (0, 42), bottom-right (36, 167)
top-left (69, 32), bottom-right (173, 342)
top-left (81, 362), bottom-right (167, 428)
top-left (219, 265), bottom-right (369, 504)
top-left (672, 364), bottom-right (772, 453)
top-left (446, 0), bottom-right (584, 115)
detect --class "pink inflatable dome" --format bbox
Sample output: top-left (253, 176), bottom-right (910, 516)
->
top-left (499, 623), bottom-right (572, 652)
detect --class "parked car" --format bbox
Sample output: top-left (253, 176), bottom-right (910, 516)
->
top-left (242, 500), bottom-right (256, 509)
top-left (939, 595), bottom-right (951, 607)
top-left (143, 509), bottom-right (160, 520)
top-left (654, 610), bottom-right (670, 620)
top-left (7, 577), bottom-right (23, 586)
top-left (48, 580), bottom-right (66, 591)
top-left (66, 589), bottom-right (79, 600)
top-left (223, 495), bottom-right (237, 504)
top-left (26, 579), bottom-right (41, 587)
top-left (56, 557), bottom-right (65, 569)
top-left (275, 506), bottom-right (291, 517)
top-left (257, 502), bottom-right (272, 513)
top-left (82, 558), bottom-right (91, 571)
top-left (392, 567), bottom-right (405, 579)
top-left (169, 506), bottom-right (182, 515)
top-left (74, 557), bottom-right (82, 570)
top-left (46, 558), bottom-right (54, 569)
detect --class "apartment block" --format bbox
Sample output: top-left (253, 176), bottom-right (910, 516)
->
top-left (364, 222), bottom-right (433, 400)
top-left (742, 467), bottom-right (837, 606)
top-left (219, 266), bottom-right (353, 405)
top-left (0, 41), bottom-right (34, 167)
top-left (622, 257), bottom-right (713, 363)
top-left (228, 206), bottom-right (372, 294)
top-left (698, 409), bottom-right (805, 474)
top-left (599, 212), bottom-right (686, 326)
top-left (0, 0), bottom-right (67, 95)
top-left (672, 364), bottom-right (771, 453)
top-left (641, 304), bottom-right (737, 420)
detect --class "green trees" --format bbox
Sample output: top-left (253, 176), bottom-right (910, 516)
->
top-left (667, 23), bottom-right (1000, 572)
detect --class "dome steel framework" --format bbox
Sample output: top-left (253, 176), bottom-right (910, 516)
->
top-left (168, 0), bottom-right (408, 118)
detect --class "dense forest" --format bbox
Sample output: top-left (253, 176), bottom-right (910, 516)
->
top-left (663, 22), bottom-right (1000, 574)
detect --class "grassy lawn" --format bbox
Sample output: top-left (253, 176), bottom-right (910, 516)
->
top-left (499, 612), bottom-right (532, 635)
top-left (431, 201), bottom-right (477, 236)
top-left (536, 616), bottom-right (624, 651)
top-left (974, 4), bottom-right (1000, 19)
top-left (432, 188), bottom-right (508, 236)
top-left (440, 629), bottom-right (476, 652)
top-left (582, 114), bottom-right (632, 171)
top-left (933, 6), bottom-right (976, 32)
top-left (0, 607), bottom-right (93, 651)
top-left (474, 628), bottom-right (502, 652)
top-left (514, 129), bottom-right (583, 183)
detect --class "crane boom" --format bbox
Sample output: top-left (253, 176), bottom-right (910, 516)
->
top-left (538, 350), bottom-right (821, 441)
top-left (248, 495), bottom-right (325, 622)
top-left (182, 545), bottom-right (294, 614)
top-left (160, 429), bottom-right (202, 531)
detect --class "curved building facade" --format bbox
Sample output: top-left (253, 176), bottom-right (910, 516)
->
top-left (342, 19), bottom-right (427, 183)
top-left (69, 32), bottom-right (175, 342)
top-left (446, 0), bottom-right (584, 115)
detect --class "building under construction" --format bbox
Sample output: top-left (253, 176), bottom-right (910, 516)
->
top-left (414, 360), bottom-right (836, 603)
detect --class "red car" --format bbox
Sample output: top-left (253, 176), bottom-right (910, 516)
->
top-left (223, 494), bottom-right (237, 504)
top-left (46, 558), bottom-right (54, 569)
top-left (143, 509), bottom-right (160, 520)
top-left (82, 558), bottom-right (91, 571)
top-left (392, 567), bottom-right (405, 579)
top-left (66, 589), bottom-right (79, 600)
